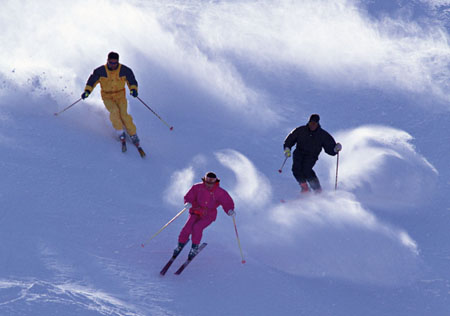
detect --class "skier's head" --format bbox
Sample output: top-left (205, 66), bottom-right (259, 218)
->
top-left (108, 51), bottom-right (119, 60)
top-left (107, 51), bottom-right (119, 70)
top-left (308, 114), bottom-right (320, 131)
top-left (202, 172), bottom-right (220, 187)
top-left (309, 114), bottom-right (320, 123)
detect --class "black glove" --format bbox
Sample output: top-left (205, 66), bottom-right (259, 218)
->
top-left (81, 90), bottom-right (90, 99)
top-left (130, 89), bottom-right (138, 98)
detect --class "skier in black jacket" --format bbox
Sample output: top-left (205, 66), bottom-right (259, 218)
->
top-left (283, 114), bottom-right (342, 193)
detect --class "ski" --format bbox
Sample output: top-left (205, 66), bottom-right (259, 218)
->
top-left (160, 257), bottom-right (177, 276)
top-left (136, 145), bottom-right (146, 158)
top-left (174, 243), bottom-right (207, 275)
top-left (160, 243), bottom-right (187, 276)
top-left (121, 140), bottom-right (127, 152)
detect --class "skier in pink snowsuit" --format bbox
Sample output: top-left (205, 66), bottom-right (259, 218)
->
top-left (174, 172), bottom-right (235, 259)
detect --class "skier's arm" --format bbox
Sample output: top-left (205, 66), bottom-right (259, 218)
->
top-left (183, 185), bottom-right (197, 205)
top-left (219, 190), bottom-right (235, 215)
top-left (322, 131), bottom-right (338, 156)
top-left (283, 127), bottom-right (300, 150)
top-left (121, 65), bottom-right (138, 93)
top-left (84, 66), bottom-right (106, 93)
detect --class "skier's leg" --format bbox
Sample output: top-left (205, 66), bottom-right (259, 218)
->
top-left (293, 156), bottom-right (309, 192)
top-left (178, 214), bottom-right (198, 244)
top-left (187, 217), bottom-right (214, 259)
top-left (116, 97), bottom-right (137, 136)
top-left (303, 158), bottom-right (321, 192)
top-left (191, 216), bottom-right (215, 245)
top-left (292, 156), bottom-right (306, 183)
top-left (103, 99), bottom-right (125, 131)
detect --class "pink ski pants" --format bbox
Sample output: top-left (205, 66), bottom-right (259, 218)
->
top-left (178, 214), bottom-right (214, 245)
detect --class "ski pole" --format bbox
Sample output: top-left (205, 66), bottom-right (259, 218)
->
top-left (335, 152), bottom-right (340, 190)
top-left (278, 157), bottom-right (288, 173)
top-left (141, 206), bottom-right (188, 248)
top-left (136, 96), bottom-right (174, 131)
top-left (54, 98), bottom-right (82, 116)
top-left (232, 215), bottom-right (246, 264)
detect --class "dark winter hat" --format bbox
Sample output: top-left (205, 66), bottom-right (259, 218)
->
top-left (108, 51), bottom-right (119, 60)
top-left (309, 114), bottom-right (320, 123)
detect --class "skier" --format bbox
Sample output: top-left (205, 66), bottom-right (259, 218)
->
top-left (174, 172), bottom-right (235, 259)
top-left (283, 114), bottom-right (342, 193)
top-left (81, 51), bottom-right (141, 147)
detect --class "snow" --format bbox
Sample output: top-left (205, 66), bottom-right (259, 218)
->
top-left (1, 0), bottom-right (450, 315)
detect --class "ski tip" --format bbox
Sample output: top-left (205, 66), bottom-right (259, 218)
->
top-left (170, 126), bottom-right (174, 131)
top-left (54, 113), bottom-right (58, 116)
top-left (241, 260), bottom-right (246, 264)
top-left (141, 244), bottom-right (145, 248)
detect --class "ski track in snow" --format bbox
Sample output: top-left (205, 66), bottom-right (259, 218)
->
top-left (0, 279), bottom-right (145, 316)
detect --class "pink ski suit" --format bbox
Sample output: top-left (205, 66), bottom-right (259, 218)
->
top-left (178, 180), bottom-right (235, 245)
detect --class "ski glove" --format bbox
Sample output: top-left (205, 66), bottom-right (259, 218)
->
top-left (227, 210), bottom-right (235, 217)
top-left (334, 143), bottom-right (342, 153)
top-left (81, 90), bottom-right (90, 100)
top-left (184, 202), bottom-right (192, 209)
top-left (130, 89), bottom-right (138, 98)
top-left (284, 148), bottom-right (291, 158)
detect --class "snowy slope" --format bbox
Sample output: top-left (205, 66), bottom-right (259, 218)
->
top-left (1, 1), bottom-right (450, 315)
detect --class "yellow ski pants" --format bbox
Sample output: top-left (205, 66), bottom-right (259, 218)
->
top-left (102, 91), bottom-right (137, 136)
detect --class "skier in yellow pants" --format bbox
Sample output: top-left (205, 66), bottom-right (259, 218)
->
top-left (81, 51), bottom-right (141, 146)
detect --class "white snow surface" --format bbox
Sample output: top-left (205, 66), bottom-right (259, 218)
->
top-left (1, 0), bottom-right (450, 315)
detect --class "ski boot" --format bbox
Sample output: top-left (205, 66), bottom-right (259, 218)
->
top-left (173, 242), bottom-right (186, 257)
top-left (130, 134), bottom-right (140, 146)
top-left (119, 132), bottom-right (127, 152)
top-left (130, 134), bottom-right (146, 158)
top-left (300, 182), bottom-right (309, 194)
top-left (188, 244), bottom-right (200, 260)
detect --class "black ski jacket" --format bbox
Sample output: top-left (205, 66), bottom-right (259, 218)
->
top-left (283, 124), bottom-right (337, 161)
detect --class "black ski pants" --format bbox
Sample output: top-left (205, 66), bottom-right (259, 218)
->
top-left (292, 155), bottom-right (321, 191)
